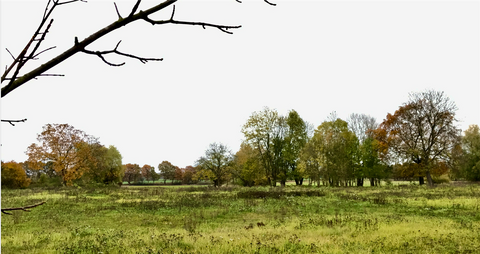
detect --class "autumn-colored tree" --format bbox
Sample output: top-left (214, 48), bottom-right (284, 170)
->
top-left (141, 164), bottom-right (155, 183)
top-left (196, 143), bottom-right (234, 187)
top-left (233, 142), bottom-right (265, 186)
top-left (158, 161), bottom-right (176, 184)
top-left (123, 163), bottom-right (141, 184)
top-left (25, 124), bottom-right (98, 186)
top-left (375, 90), bottom-right (460, 186)
top-left (1, 161), bottom-right (31, 189)
top-left (174, 166), bottom-right (184, 183)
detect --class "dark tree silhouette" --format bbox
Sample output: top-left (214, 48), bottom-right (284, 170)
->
top-left (1, 0), bottom-right (250, 97)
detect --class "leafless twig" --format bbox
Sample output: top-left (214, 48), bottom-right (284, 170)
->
top-left (142, 5), bottom-right (242, 34)
top-left (5, 48), bottom-right (15, 60)
top-left (56, 0), bottom-right (86, 6)
top-left (81, 41), bottom-right (163, 66)
top-left (1, 118), bottom-right (27, 126)
top-left (264, 0), bottom-right (276, 6)
top-left (114, 2), bottom-right (123, 19)
top-left (32, 46), bottom-right (57, 59)
top-left (129, 0), bottom-right (141, 17)
top-left (1, 202), bottom-right (46, 215)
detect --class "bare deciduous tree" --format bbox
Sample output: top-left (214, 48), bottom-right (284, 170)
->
top-left (347, 113), bottom-right (378, 144)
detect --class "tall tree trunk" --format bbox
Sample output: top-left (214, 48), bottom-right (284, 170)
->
top-left (426, 171), bottom-right (434, 186)
top-left (419, 176), bottom-right (424, 185)
top-left (369, 178), bottom-right (375, 186)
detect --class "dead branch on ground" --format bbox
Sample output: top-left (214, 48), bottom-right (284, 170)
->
top-left (1, 202), bottom-right (46, 215)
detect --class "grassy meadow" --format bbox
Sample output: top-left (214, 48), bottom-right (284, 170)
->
top-left (2, 183), bottom-right (480, 253)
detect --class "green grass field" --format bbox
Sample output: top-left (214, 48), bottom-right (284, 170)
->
top-left (2, 183), bottom-right (480, 253)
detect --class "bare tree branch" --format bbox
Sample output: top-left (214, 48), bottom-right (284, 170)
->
top-left (114, 2), bottom-right (123, 19)
top-left (5, 48), bottom-right (15, 60)
top-left (129, 0), bottom-right (141, 17)
top-left (1, 119), bottom-right (27, 126)
top-left (38, 74), bottom-right (65, 77)
top-left (1, 0), bottom-right (273, 97)
top-left (1, 0), bottom-right (85, 91)
top-left (1, 202), bottom-right (46, 215)
top-left (56, 0), bottom-right (86, 6)
top-left (142, 5), bottom-right (242, 34)
top-left (81, 41), bottom-right (163, 66)
top-left (264, 0), bottom-right (276, 6)
top-left (32, 46), bottom-right (57, 59)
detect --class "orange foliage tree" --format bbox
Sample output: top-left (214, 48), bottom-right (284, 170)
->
top-left (1, 161), bottom-right (31, 188)
top-left (374, 90), bottom-right (460, 186)
top-left (25, 124), bottom-right (98, 186)
top-left (174, 166), bottom-right (184, 183)
top-left (141, 164), bottom-right (155, 183)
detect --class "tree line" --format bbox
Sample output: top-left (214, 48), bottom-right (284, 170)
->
top-left (2, 90), bottom-right (480, 188)
top-left (196, 90), bottom-right (479, 187)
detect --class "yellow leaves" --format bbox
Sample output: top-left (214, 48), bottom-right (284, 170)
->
top-left (1, 161), bottom-right (31, 188)
top-left (25, 124), bottom-right (98, 186)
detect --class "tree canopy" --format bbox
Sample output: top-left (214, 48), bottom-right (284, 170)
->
top-left (373, 90), bottom-right (460, 186)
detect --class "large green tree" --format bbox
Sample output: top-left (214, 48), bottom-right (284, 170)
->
top-left (242, 107), bottom-right (280, 186)
top-left (283, 110), bottom-right (309, 185)
top-left (82, 145), bottom-right (124, 185)
top-left (312, 117), bottom-right (360, 186)
top-left (196, 143), bottom-right (234, 187)
top-left (158, 161), bottom-right (176, 184)
top-left (233, 142), bottom-right (265, 186)
top-left (298, 136), bottom-right (322, 186)
top-left (458, 125), bottom-right (480, 181)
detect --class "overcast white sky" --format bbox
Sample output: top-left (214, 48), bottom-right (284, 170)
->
top-left (1, 0), bottom-right (479, 169)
